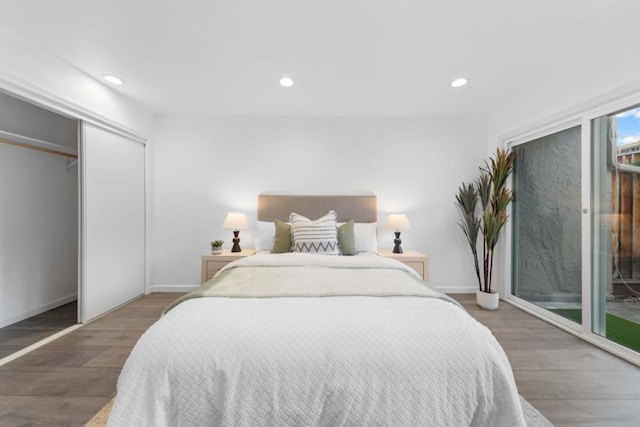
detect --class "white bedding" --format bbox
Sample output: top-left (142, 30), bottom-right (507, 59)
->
top-left (108, 254), bottom-right (525, 426)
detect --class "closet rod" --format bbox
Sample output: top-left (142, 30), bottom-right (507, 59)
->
top-left (0, 130), bottom-right (77, 159)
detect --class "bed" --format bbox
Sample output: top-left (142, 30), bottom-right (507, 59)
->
top-left (108, 194), bottom-right (526, 426)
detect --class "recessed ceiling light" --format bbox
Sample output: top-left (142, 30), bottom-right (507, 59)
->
top-left (451, 78), bottom-right (468, 88)
top-left (279, 77), bottom-right (294, 87)
top-left (103, 75), bottom-right (124, 85)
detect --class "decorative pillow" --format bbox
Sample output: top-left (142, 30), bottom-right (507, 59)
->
top-left (337, 220), bottom-right (357, 255)
top-left (254, 221), bottom-right (275, 251)
top-left (272, 220), bottom-right (292, 253)
top-left (354, 222), bottom-right (378, 253)
top-left (289, 210), bottom-right (340, 255)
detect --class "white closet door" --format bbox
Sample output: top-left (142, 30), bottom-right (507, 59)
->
top-left (81, 123), bottom-right (145, 322)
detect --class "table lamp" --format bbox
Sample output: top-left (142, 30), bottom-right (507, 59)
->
top-left (385, 214), bottom-right (411, 254)
top-left (223, 212), bottom-right (249, 252)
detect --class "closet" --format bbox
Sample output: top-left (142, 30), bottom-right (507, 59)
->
top-left (80, 123), bottom-right (145, 322)
top-left (0, 91), bottom-right (79, 357)
top-left (0, 89), bottom-right (147, 361)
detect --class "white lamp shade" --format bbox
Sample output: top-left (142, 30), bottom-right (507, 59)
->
top-left (223, 212), bottom-right (248, 230)
top-left (385, 214), bottom-right (411, 231)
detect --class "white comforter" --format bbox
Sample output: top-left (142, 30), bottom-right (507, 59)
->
top-left (108, 254), bottom-right (525, 426)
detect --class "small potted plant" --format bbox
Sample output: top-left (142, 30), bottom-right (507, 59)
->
top-left (210, 240), bottom-right (224, 254)
top-left (455, 148), bottom-right (514, 310)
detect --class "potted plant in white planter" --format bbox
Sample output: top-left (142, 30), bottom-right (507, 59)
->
top-left (210, 240), bottom-right (224, 254)
top-left (455, 148), bottom-right (514, 310)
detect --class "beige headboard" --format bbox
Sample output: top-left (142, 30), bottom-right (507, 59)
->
top-left (257, 194), bottom-right (377, 223)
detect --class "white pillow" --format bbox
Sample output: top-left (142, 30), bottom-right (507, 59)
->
top-left (254, 221), bottom-right (275, 252)
top-left (290, 211), bottom-right (340, 255)
top-left (354, 222), bottom-right (378, 253)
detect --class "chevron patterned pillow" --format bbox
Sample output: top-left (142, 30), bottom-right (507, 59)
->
top-left (289, 210), bottom-right (340, 255)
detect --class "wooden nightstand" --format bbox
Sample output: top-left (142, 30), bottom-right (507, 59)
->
top-left (201, 249), bottom-right (256, 284)
top-left (378, 249), bottom-right (429, 281)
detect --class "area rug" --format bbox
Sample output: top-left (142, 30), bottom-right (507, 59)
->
top-left (520, 396), bottom-right (554, 426)
top-left (85, 395), bottom-right (553, 426)
top-left (84, 398), bottom-right (112, 427)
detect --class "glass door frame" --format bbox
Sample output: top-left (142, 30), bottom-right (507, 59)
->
top-left (502, 90), bottom-right (640, 367)
top-left (504, 117), bottom-right (585, 335)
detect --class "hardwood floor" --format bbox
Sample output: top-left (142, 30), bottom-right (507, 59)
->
top-left (0, 302), bottom-right (77, 359)
top-left (453, 294), bottom-right (640, 427)
top-left (0, 293), bottom-right (179, 427)
top-left (0, 293), bottom-right (638, 426)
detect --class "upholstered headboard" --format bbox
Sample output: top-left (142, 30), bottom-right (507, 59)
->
top-left (257, 194), bottom-right (377, 223)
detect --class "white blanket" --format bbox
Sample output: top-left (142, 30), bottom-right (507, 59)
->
top-left (108, 254), bottom-right (525, 426)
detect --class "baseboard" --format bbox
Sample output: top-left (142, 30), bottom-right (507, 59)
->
top-left (0, 293), bottom-right (78, 329)
top-left (434, 286), bottom-right (477, 294)
top-left (151, 284), bottom-right (476, 295)
top-left (150, 284), bottom-right (199, 293)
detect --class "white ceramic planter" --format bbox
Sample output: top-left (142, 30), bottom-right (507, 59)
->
top-left (210, 247), bottom-right (223, 254)
top-left (476, 290), bottom-right (499, 310)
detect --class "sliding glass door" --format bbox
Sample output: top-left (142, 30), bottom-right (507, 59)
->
top-left (511, 125), bottom-right (583, 324)
top-left (509, 101), bottom-right (640, 363)
top-left (592, 106), bottom-right (640, 353)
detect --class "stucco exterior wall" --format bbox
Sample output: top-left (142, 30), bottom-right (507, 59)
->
top-left (513, 126), bottom-right (582, 301)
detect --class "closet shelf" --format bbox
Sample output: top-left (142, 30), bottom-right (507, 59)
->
top-left (0, 129), bottom-right (77, 159)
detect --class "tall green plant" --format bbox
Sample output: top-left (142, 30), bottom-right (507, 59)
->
top-left (455, 148), bottom-right (515, 293)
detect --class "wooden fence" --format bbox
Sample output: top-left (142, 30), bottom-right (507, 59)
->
top-left (611, 169), bottom-right (640, 295)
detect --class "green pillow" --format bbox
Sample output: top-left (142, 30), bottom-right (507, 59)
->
top-left (272, 220), bottom-right (292, 253)
top-left (337, 220), bottom-right (357, 255)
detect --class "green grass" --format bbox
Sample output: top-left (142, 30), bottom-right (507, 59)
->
top-left (549, 308), bottom-right (640, 353)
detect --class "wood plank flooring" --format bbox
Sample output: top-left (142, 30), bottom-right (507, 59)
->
top-left (0, 302), bottom-right (77, 359)
top-left (453, 294), bottom-right (640, 427)
top-left (0, 293), bottom-right (179, 427)
top-left (0, 292), bottom-right (638, 426)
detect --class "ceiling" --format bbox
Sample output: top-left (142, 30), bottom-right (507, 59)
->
top-left (0, 0), bottom-right (638, 116)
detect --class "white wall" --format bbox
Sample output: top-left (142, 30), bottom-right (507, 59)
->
top-left (0, 91), bottom-right (78, 149)
top-left (0, 25), bottom-right (154, 138)
top-left (0, 26), bottom-right (156, 317)
top-left (151, 115), bottom-right (487, 292)
top-left (488, 75), bottom-right (640, 147)
top-left (487, 69), bottom-right (640, 298)
top-left (0, 29), bottom-right (155, 324)
top-left (0, 93), bottom-right (79, 328)
top-left (0, 143), bottom-right (78, 328)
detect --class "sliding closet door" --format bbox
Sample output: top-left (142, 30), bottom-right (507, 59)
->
top-left (81, 123), bottom-right (145, 322)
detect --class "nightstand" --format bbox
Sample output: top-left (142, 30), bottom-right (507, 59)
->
top-left (201, 249), bottom-right (256, 284)
top-left (378, 249), bottom-right (429, 281)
